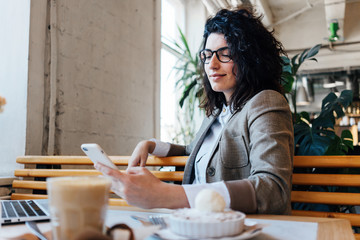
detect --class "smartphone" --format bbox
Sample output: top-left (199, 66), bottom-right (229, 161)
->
top-left (81, 143), bottom-right (118, 171)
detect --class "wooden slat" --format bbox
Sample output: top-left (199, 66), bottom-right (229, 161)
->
top-left (11, 193), bottom-right (129, 207)
top-left (12, 180), bottom-right (47, 190)
top-left (355, 233), bottom-right (360, 240)
top-left (294, 155), bottom-right (360, 168)
top-left (14, 169), bottom-right (184, 182)
top-left (11, 193), bottom-right (47, 200)
top-left (15, 155), bottom-right (360, 168)
top-left (12, 180), bottom-right (116, 194)
top-left (14, 169), bottom-right (101, 177)
top-left (109, 198), bottom-right (129, 206)
top-left (292, 210), bottom-right (360, 227)
top-left (293, 173), bottom-right (360, 186)
top-left (291, 191), bottom-right (360, 205)
top-left (16, 155), bottom-right (188, 166)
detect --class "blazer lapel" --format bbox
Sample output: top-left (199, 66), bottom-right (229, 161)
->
top-left (206, 109), bottom-right (240, 166)
top-left (182, 114), bottom-right (217, 184)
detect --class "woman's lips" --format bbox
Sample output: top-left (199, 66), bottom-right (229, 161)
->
top-left (210, 74), bottom-right (226, 81)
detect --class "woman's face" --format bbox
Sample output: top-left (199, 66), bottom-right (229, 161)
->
top-left (204, 33), bottom-right (236, 102)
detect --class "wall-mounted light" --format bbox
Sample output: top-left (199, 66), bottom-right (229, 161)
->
top-left (296, 84), bottom-right (310, 106)
top-left (328, 20), bottom-right (340, 42)
top-left (323, 77), bottom-right (336, 88)
top-left (323, 76), bottom-right (344, 88)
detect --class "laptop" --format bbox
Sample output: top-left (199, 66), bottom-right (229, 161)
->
top-left (1, 199), bottom-right (50, 225)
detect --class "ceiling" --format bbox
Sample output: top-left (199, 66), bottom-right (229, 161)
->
top-left (200, 0), bottom-right (360, 73)
top-left (200, 0), bottom-right (357, 46)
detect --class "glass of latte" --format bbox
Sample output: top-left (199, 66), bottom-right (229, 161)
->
top-left (47, 176), bottom-right (111, 240)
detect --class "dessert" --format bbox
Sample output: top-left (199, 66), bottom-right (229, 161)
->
top-left (169, 189), bottom-right (246, 238)
top-left (194, 188), bottom-right (226, 212)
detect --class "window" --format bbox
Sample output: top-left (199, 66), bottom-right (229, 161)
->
top-left (160, 0), bottom-right (185, 142)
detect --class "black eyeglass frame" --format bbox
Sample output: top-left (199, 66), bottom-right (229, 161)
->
top-left (199, 47), bottom-right (232, 64)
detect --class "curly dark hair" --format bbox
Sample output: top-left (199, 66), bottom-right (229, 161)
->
top-left (200, 8), bottom-right (285, 117)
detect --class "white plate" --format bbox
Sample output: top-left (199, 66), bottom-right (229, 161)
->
top-left (155, 220), bottom-right (263, 240)
top-left (220, 227), bottom-right (262, 240)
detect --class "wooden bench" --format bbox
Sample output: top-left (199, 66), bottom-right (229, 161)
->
top-left (12, 155), bottom-right (360, 239)
top-left (291, 155), bottom-right (360, 239)
top-left (12, 155), bottom-right (186, 206)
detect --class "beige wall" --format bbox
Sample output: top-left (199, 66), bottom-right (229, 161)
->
top-left (26, 0), bottom-right (161, 156)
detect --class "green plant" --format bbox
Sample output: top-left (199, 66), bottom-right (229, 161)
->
top-left (285, 46), bottom-right (357, 217)
top-left (173, 28), bottom-right (203, 109)
top-left (281, 44), bottom-right (353, 156)
top-left (165, 27), bottom-right (203, 144)
top-left (281, 44), bottom-right (322, 118)
top-left (294, 90), bottom-right (353, 155)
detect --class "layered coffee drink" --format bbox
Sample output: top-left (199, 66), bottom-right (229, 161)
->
top-left (47, 176), bottom-right (111, 240)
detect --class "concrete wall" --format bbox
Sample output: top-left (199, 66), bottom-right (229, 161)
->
top-left (0, 1), bottom-right (30, 176)
top-left (26, 0), bottom-right (161, 157)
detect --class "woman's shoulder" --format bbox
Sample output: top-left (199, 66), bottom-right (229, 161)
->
top-left (252, 89), bottom-right (285, 101)
top-left (241, 90), bottom-right (290, 115)
top-left (246, 90), bottom-right (287, 106)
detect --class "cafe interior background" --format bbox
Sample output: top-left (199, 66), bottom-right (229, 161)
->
top-left (0, 0), bottom-right (359, 198)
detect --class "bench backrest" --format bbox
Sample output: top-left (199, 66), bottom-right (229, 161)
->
top-left (12, 155), bottom-right (360, 239)
top-left (12, 155), bottom-right (186, 206)
top-left (291, 155), bottom-right (360, 240)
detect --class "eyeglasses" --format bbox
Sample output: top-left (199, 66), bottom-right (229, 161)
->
top-left (199, 47), bottom-right (232, 64)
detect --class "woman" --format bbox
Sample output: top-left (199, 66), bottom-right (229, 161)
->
top-left (96, 8), bottom-right (294, 214)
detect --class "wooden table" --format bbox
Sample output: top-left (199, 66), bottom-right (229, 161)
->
top-left (0, 206), bottom-right (355, 240)
top-left (247, 214), bottom-right (355, 240)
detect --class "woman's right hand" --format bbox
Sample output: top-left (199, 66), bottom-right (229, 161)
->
top-left (127, 140), bottom-right (156, 169)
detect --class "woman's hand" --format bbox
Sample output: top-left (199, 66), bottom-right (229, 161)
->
top-left (94, 163), bottom-right (189, 209)
top-left (127, 140), bottom-right (156, 169)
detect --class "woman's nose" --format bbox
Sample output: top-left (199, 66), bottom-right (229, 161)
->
top-left (208, 54), bottom-right (220, 69)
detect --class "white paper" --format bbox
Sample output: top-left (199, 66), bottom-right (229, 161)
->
top-left (251, 219), bottom-right (318, 240)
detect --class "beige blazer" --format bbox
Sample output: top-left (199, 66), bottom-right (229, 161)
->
top-left (168, 90), bottom-right (294, 214)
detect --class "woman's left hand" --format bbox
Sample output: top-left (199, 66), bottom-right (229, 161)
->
top-left (94, 163), bottom-right (189, 209)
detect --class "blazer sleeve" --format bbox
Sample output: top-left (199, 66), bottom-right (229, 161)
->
top-left (226, 91), bottom-right (294, 214)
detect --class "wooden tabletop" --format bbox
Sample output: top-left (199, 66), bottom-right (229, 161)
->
top-left (0, 207), bottom-right (355, 240)
top-left (247, 214), bottom-right (355, 240)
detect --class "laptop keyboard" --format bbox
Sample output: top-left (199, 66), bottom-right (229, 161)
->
top-left (28, 200), bottom-right (46, 216)
top-left (2, 200), bottom-right (46, 219)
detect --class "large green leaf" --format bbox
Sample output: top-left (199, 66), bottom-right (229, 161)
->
top-left (281, 72), bottom-right (294, 93)
top-left (294, 90), bottom-right (353, 156)
top-left (299, 44), bottom-right (322, 63)
top-left (320, 90), bottom-right (353, 119)
top-left (179, 79), bottom-right (198, 108)
top-left (325, 130), bottom-right (353, 155)
top-left (341, 129), bottom-right (354, 149)
top-left (281, 56), bottom-right (292, 73)
top-left (291, 54), bottom-right (299, 71)
top-left (294, 120), bottom-right (334, 155)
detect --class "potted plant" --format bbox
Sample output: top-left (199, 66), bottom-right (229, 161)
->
top-left (281, 44), bottom-right (353, 155)
top-left (165, 27), bottom-right (204, 144)
top-left (283, 46), bottom-right (359, 218)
